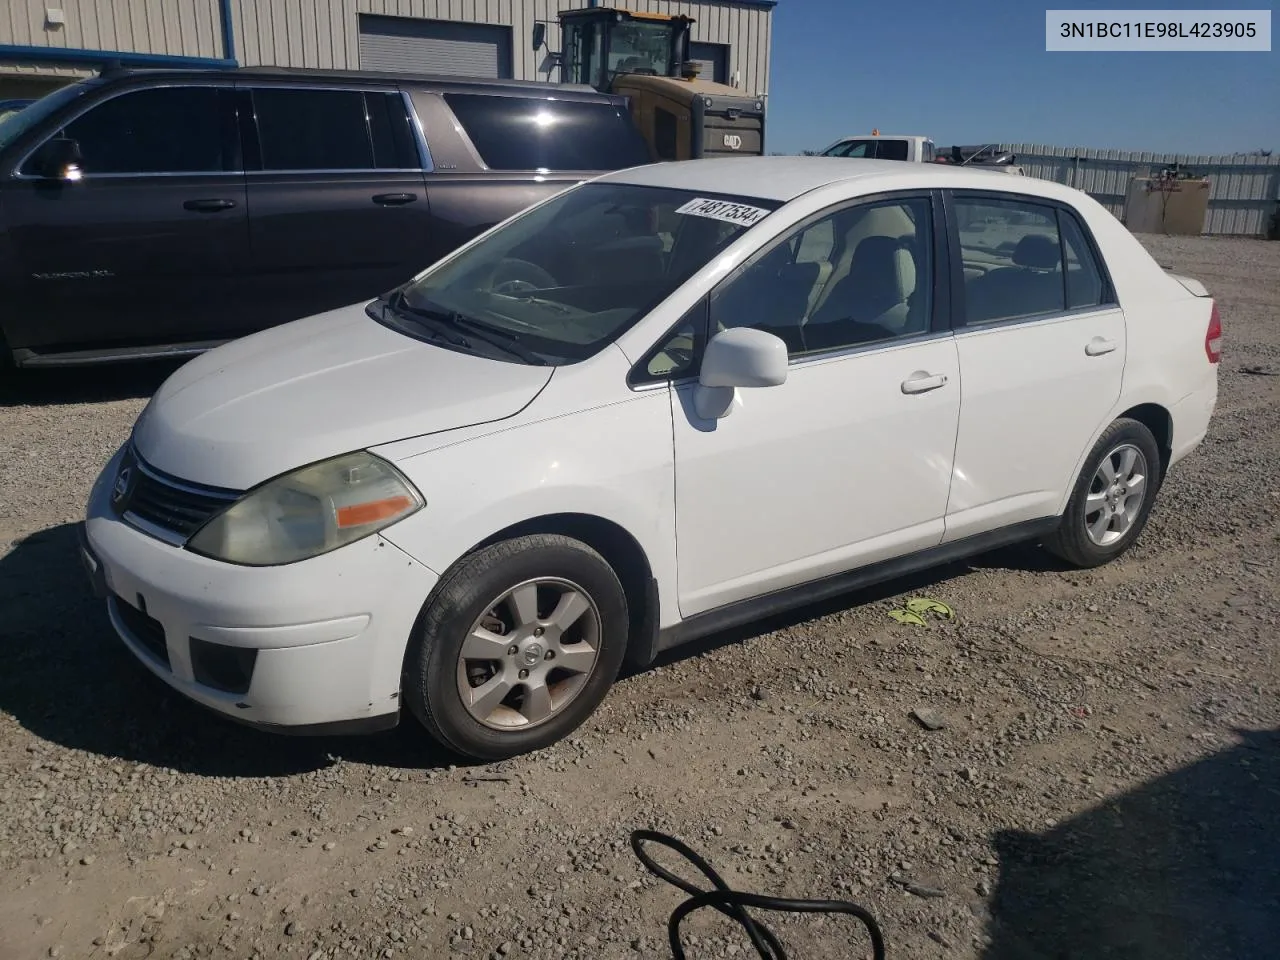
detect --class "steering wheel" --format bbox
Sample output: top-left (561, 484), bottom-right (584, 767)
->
top-left (490, 257), bottom-right (558, 296)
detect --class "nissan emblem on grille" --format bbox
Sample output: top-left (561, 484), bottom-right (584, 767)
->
top-left (111, 463), bottom-right (135, 511)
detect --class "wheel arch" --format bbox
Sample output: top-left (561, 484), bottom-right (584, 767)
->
top-left (1116, 402), bottom-right (1173, 482)
top-left (1056, 399), bottom-right (1175, 515)
top-left (406, 512), bottom-right (662, 675)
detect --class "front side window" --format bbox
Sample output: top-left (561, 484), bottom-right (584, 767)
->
top-left (25, 86), bottom-right (225, 175)
top-left (252, 88), bottom-right (413, 171)
top-left (2, 81), bottom-right (97, 156)
top-left (824, 139), bottom-right (873, 158)
top-left (388, 183), bottom-right (780, 365)
top-left (955, 195), bottom-right (1109, 324)
top-left (711, 197), bottom-right (934, 357)
top-left (443, 93), bottom-right (650, 171)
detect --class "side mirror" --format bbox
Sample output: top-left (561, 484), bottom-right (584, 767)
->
top-left (532, 22), bottom-right (546, 51)
top-left (694, 327), bottom-right (788, 419)
top-left (34, 137), bottom-right (84, 181)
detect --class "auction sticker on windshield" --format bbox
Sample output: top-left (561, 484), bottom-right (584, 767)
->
top-left (675, 197), bottom-right (771, 227)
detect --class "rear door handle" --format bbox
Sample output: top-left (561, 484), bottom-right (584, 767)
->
top-left (1085, 337), bottom-right (1118, 356)
top-left (372, 192), bottom-right (418, 206)
top-left (183, 198), bottom-right (236, 212)
top-left (901, 372), bottom-right (949, 395)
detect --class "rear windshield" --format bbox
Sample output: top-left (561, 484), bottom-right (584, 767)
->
top-left (443, 93), bottom-right (650, 172)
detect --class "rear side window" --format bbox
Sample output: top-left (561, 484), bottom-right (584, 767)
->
top-left (251, 88), bottom-right (417, 171)
top-left (443, 93), bottom-right (650, 171)
top-left (875, 139), bottom-right (909, 161)
top-left (31, 86), bottom-right (227, 175)
top-left (1059, 209), bottom-right (1107, 308)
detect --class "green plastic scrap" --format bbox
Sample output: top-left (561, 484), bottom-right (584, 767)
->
top-left (904, 597), bottom-right (955, 619)
top-left (886, 597), bottom-right (955, 626)
top-left (888, 609), bottom-right (928, 626)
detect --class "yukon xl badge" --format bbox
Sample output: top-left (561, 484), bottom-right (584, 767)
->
top-left (32, 269), bottom-right (114, 280)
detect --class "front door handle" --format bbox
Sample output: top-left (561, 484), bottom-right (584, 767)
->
top-left (183, 198), bottom-right (236, 212)
top-left (372, 192), bottom-right (418, 206)
top-left (901, 372), bottom-right (949, 395)
top-left (1085, 337), bottom-right (1118, 356)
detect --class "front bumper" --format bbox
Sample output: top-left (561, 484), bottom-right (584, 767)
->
top-left (82, 446), bottom-right (440, 733)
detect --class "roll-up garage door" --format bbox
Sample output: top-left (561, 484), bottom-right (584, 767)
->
top-left (358, 14), bottom-right (513, 79)
top-left (687, 42), bottom-right (729, 84)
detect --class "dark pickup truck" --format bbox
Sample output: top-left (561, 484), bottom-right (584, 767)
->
top-left (0, 66), bottom-right (652, 367)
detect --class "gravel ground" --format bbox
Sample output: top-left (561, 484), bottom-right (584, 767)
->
top-left (1, 233), bottom-right (1278, 960)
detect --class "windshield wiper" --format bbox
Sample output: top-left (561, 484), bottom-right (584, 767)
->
top-left (382, 291), bottom-right (474, 351)
top-left (442, 311), bottom-right (548, 365)
top-left (383, 292), bottom-right (548, 365)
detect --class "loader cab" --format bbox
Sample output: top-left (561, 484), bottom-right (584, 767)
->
top-left (557, 8), bottom-right (697, 92)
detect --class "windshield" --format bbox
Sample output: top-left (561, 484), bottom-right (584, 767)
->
top-left (607, 21), bottom-right (676, 80)
top-left (0, 81), bottom-right (97, 154)
top-left (389, 182), bottom-right (781, 365)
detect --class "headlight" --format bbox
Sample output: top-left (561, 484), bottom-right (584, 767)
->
top-left (187, 451), bottom-right (423, 566)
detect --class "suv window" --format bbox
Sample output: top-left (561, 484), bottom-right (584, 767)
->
top-left (251, 88), bottom-right (416, 171)
top-left (443, 93), bottom-right (650, 171)
top-left (24, 86), bottom-right (226, 175)
top-left (711, 197), bottom-right (933, 357)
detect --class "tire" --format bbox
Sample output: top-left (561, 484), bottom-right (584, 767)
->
top-left (1044, 418), bottom-right (1162, 569)
top-left (404, 534), bottom-right (629, 761)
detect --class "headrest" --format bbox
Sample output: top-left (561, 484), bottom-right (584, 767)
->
top-left (850, 234), bottom-right (904, 269)
top-left (1012, 234), bottom-right (1060, 270)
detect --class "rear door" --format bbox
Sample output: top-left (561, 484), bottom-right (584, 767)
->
top-left (239, 83), bottom-right (433, 329)
top-left (0, 82), bottom-right (248, 354)
top-left (942, 189), bottom-right (1126, 541)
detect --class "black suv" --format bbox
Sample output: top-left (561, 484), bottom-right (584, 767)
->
top-left (0, 67), bottom-right (651, 367)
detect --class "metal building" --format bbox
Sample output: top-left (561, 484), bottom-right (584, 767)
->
top-left (0, 0), bottom-right (774, 99)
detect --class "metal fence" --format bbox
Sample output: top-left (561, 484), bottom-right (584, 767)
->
top-left (998, 144), bottom-right (1280, 237)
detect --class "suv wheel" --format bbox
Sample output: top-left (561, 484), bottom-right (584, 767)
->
top-left (404, 534), bottom-right (629, 761)
top-left (1045, 417), bottom-right (1162, 568)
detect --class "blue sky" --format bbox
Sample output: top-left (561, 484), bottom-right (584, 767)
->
top-left (765, 0), bottom-right (1279, 155)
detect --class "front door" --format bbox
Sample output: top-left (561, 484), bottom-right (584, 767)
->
top-left (0, 84), bottom-right (248, 354)
top-left (240, 84), bottom-right (434, 330)
top-left (670, 193), bottom-right (962, 617)
top-left (943, 191), bottom-right (1127, 541)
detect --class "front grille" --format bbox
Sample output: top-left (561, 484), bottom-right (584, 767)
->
top-left (116, 446), bottom-right (241, 541)
top-left (112, 595), bottom-right (170, 667)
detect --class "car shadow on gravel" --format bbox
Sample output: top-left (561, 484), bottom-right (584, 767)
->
top-left (0, 523), bottom-right (455, 776)
top-left (985, 727), bottom-right (1280, 960)
top-left (0, 359), bottom-right (184, 408)
top-left (3, 521), bottom-right (1060, 776)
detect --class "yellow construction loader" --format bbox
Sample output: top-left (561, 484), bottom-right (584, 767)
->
top-left (535, 7), bottom-right (766, 162)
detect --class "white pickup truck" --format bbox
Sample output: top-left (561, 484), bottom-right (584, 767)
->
top-left (819, 133), bottom-right (1024, 174)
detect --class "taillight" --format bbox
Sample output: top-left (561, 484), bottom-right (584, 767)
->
top-left (1205, 302), bottom-right (1222, 363)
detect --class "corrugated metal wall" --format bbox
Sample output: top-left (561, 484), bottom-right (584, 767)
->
top-left (1, 0), bottom-right (224, 62)
top-left (228, 0), bottom-right (771, 95)
top-left (1003, 143), bottom-right (1280, 237)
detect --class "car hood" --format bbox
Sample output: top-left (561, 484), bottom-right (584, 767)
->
top-left (132, 303), bottom-right (553, 490)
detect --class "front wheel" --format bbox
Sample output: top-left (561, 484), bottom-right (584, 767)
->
top-left (404, 534), bottom-right (629, 761)
top-left (1044, 418), bottom-right (1162, 568)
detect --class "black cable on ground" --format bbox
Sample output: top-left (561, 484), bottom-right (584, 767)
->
top-left (631, 829), bottom-right (887, 960)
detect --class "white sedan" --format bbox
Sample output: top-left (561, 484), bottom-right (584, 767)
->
top-left (80, 158), bottom-right (1220, 760)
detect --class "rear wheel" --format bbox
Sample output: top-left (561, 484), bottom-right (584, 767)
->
top-left (404, 534), bottom-right (628, 761)
top-left (1044, 418), bottom-right (1162, 568)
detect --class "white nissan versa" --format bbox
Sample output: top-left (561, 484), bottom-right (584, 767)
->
top-left (81, 158), bottom-right (1220, 761)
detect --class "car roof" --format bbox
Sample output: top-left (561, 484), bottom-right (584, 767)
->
top-left (599, 156), bottom-right (1070, 204)
top-left (91, 65), bottom-right (611, 100)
